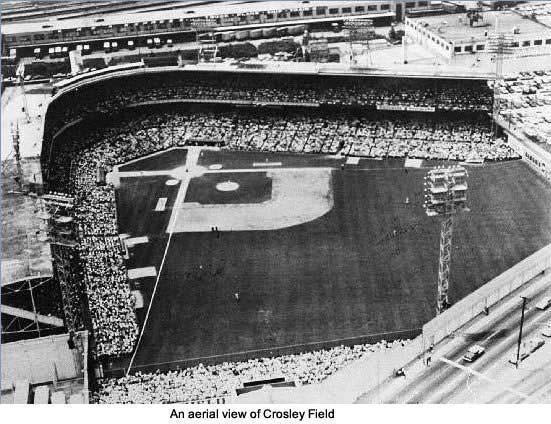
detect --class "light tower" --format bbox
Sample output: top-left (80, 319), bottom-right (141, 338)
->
top-left (424, 166), bottom-right (469, 314)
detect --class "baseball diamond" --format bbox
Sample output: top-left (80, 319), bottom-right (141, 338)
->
top-left (110, 146), bottom-right (551, 372)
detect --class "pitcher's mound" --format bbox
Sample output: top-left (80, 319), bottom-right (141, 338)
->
top-left (216, 181), bottom-right (240, 192)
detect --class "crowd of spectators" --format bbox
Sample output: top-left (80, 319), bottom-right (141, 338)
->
top-left (78, 233), bottom-right (138, 357)
top-left (44, 72), bottom-right (494, 140)
top-left (74, 185), bottom-right (139, 357)
top-left (93, 339), bottom-right (409, 404)
top-left (66, 109), bottom-right (517, 162)
top-left (50, 243), bottom-right (86, 336)
top-left (46, 134), bottom-right (141, 357)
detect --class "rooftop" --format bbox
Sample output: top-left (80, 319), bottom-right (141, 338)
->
top-left (409, 10), bottom-right (551, 44)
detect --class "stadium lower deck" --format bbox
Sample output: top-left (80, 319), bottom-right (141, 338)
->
top-left (110, 148), bottom-right (551, 374)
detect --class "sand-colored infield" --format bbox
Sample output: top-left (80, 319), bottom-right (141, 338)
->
top-left (169, 168), bottom-right (334, 232)
top-left (110, 147), bottom-right (335, 233)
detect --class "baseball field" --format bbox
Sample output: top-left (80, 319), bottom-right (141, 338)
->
top-left (111, 148), bottom-right (551, 372)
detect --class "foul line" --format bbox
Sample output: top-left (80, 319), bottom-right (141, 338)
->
top-left (126, 151), bottom-right (198, 376)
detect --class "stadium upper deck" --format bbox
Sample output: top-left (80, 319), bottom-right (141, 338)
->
top-left (41, 68), bottom-right (494, 166)
top-left (1, 1), bottom-right (433, 53)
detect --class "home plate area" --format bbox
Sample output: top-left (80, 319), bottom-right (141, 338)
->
top-left (113, 147), bottom-right (334, 234)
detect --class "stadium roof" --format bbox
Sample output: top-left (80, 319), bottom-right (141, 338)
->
top-left (51, 62), bottom-right (495, 101)
top-left (409, 10), bottom-right (551, 44)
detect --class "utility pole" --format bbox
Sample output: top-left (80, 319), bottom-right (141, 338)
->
top-left (18, 67), bottom-right (32, 124)
top-left (515, 296), bottom-right (528, 368)
top-left (487, 21), bottom-right (513, 135)
top-left (402, 34), bottom-right (408, 64)
top-left (11, 122), bottom-right (24, 191)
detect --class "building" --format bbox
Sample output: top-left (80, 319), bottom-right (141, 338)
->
top-left (2, 1), bottom-right (435, 57)
top-left (405, 9), bottom-right (551, 59)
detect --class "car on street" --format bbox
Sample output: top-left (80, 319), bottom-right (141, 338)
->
top-left (535, 297), bottom-right (551, 311)
top-left (462, 344), bottom-right (485, 362)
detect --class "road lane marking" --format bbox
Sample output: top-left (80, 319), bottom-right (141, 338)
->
top-left (482, 329), bottom-right (502, 343)
top-left (439, 357), bottom-right (530, 400)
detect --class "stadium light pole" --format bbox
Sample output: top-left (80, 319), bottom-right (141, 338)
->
top-left (424, 166), bottom-right (469, 314)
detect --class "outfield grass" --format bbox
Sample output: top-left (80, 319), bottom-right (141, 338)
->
top-left (114, 151), bottom-right (551, 372)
